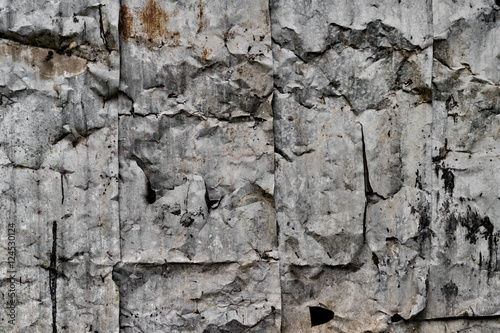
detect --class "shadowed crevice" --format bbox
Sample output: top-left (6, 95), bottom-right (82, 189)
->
top-left (309, 306), bottom-right (334, 327)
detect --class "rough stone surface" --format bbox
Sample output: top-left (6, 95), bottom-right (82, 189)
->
top-left (0, 1), bottom-right (120, 332)
top-left (1, 0), bottom-right (499, 332)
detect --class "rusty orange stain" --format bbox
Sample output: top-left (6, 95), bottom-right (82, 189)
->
top-left (119, 5), bottom-right (133, 42)
top-left (201, 47), bottom-right (209, 60)
top-left (139, 0), bottom-right (169, 40)
top-left (0, 42), bottom-right (87, 81)
top-left (197, 0), bottom-right (204, 34)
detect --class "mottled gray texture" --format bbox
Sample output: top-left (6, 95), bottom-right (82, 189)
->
top-left (0, 1), bottom-right (120, 332)
top-left (0, 0), bottom-right (499, 332)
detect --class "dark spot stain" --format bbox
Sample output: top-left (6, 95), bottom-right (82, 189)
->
top-left (139, 0), bottom-right (169, 40)
top-left (432, 138), bottom-right (450, 163)
top-left (448, 112), bottom-right (459, 123)
top-left (169, 203), bottom-right (181, 216)
top-left (119, 5), bottom-right (133, 42)
top-left (415, 169), bottom-right (422, 190)
top-left (462, 206), bottom-right (492, 244)
top-left (445, 95), bottom-right (458, 111)
top-left (441, 280), bottom-right (458, 303)
top-left (309, 306), bottom-right (334, 327)
top-left (45, 50), bottom-right (53, 61)
top-left (180, 212), bottom-right (195, 227)
top-left (417, 199), bottom-right (432, 240)
top-left (483, 10), bottom-right (497, 23)
top-left (441, 168), bottom-right (455, 196)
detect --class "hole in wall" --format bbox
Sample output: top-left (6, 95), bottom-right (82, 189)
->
top-left (309, 306), bottom-right (334, 327)
top-left (391, 314), bottom-right (405, 322)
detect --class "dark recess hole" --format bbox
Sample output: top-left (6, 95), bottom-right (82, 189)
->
top-left (391, 314), bottom-right (405, 322)
top-left (145, 178), bottom-right (156, 204)
top-left (309, 306), bottom-right (334, 327)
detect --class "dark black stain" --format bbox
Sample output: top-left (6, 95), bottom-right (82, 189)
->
top-left (45, 50), bottom-right (54, 61)
top-left (49, 221), bottom-right (57, 333)
top-left (363, 201), bottom-right (368, 243)
top-left (372, 252), bottom-right (379, 268)
top-left (432, 138), bottom-right (450, 163)
top-left (441, 280), bottom-right (458, 303)
top-left (169, 203), bottom-right (181, 216)
top-left (309, 306), bottom-right (334, 327)
top-left (413, 198), bottom-right (433, 246)
top-left (415, 169), bottom-right (422, 190)
top-left (445, 95), bottom-right (458, 111)
top-left (446, 205), bottom-right (494, 245)
top-left (407, 197), bottom-right (434, 257)
top-left (180, 212), bottom-right (195, 227)
top-left (445, 211), bottom-right (458, 237)
top-left (441, 168), bottom-right (455, 196)
top-left (359, 123), bottom-right (386, 244)
top-left (359, 123), bottom-right (373, 195)
top-left (60, 174), bottom-right (64, 205)
top-left (145, 177), bottom-right (156, 204)
top-left (204, 183), bottom-right (211, 212)
top-left (98, 4), bottom-right (111, 53)
top-left (483, 9), bottom-right (497, 23)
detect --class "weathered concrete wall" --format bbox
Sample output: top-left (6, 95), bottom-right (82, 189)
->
top-left (0, 0), bottom-right (499, 332)
top-left (0, 0), bottom-right (120, 332)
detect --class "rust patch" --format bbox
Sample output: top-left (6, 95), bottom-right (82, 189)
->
top-left (33, 47), bottom-right (87, 80)
top-left (0, 42), bottom-right (87, 81)
top-left (197, 0), bottom-right (204, 34)
top-left (119, 5), bottom-right (133, 42)
top-left (139, 0), bottom-right (169, 40)
top-left (201, 47), bottom-right (209, 60)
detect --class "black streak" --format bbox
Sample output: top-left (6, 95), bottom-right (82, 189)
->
top-left (60, 174), bottom-right (64, 205)
top-left (441, 168), bottom-right (455, 197)
top-left (360, 123), bottom-right (370, 244)
top-left (98, 4), bottom-right (111, 53)
top-left (49, 221), bottom-right (57, 333)
top-left (145, 177), bottom-right (156, 204)
top-left (392, 313), bottom-right (500, 323)
top-left (359, 123), bottom-right (373, 195)
top-left (363, 202), bottom-right (368, 243)
top-left (372, 252), bottom-right (379, 268)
